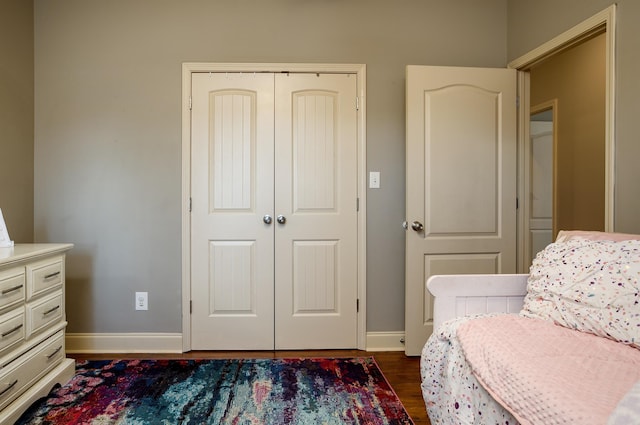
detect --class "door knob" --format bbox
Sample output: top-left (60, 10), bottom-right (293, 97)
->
top-left (411, 221), bottom-right (424, 232)
top-left (263, 215), bottom-right (273, 225)
top-left (277, 215), bottom-right (286, 224)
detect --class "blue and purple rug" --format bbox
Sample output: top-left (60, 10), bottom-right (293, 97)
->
top-left (17, 357), bottom-right (414, 424)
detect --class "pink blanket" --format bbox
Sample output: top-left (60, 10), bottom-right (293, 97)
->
top-left (457, 315), bottom-right (640, 425)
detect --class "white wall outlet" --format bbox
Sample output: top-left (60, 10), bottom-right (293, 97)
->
top-left (135, 292), bottom-right (148, 311)
top-left (369, 171), bottom-right (380, 189)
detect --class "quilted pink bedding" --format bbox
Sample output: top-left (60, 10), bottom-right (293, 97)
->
top-left (457, 315), bottom-right (640, 425)
top-left (421, 315), bottom-right (518, 425)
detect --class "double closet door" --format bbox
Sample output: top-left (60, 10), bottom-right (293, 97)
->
top-left (190, 72), bottom-right (358, 350)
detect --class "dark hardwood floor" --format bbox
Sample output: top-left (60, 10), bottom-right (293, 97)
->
top-left (69, 350), bottom-right (430, 425)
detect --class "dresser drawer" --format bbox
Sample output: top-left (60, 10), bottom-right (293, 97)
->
top-left (0, 268), bottom-right (25, 312)
top-left (26, 291), bottom-right (63, 339)
top-left (0, 331), bottom-right (65, 410)
top-left (26, 256), bottom-right (64, 300)
top-left (0, 309), bottom-right (25, 355)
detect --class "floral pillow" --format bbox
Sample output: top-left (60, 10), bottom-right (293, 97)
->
top-left (521, 238), bottom-right (640, 348)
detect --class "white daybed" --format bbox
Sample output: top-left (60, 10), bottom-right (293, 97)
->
top-left (421, 231), bottom-right (640, 425)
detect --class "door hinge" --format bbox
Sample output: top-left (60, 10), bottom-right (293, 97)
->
top-left (356, 96), bottom-right (359, 111)
top-left (516, 197), bottom-right (519, 209)
top-left (356, 298), bottom-right (359, 312)
top-left (189, 197), bottom-right (192, 212)
top-left (190, 300), bottom-right (193, 314)
top-left (516, 95), bottom-right (520, 108)
top-left (189, 96), bottom-right (192, 111)
top-left (356, 197), bottom-right (360, 212)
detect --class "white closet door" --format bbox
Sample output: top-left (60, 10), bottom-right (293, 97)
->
top-left (191, 72), bottom-right (359, 350)
top-left (274, 73), bottom-right (358, 349)
top-left (190, 72), bottom-right (275, 350)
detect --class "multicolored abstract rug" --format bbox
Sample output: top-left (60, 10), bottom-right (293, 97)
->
top-left (17, 357), bottom-right (414, 424)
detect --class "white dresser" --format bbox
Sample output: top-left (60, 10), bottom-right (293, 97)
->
top-left (0, 244), bottom-right (74, 424)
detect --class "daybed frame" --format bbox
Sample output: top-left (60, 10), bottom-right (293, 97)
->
top-left (427, 274), bottom-right (528, 331)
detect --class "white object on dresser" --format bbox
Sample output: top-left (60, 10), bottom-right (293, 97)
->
top-left (0, 244), bottom-right (74, 424)
top-left (0, 210), bottom-right (12, 248)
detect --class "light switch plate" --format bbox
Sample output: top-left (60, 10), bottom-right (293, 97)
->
top-left (369, 172), bottom-right (380, 189)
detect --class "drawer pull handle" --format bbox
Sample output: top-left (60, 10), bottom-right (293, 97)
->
top-left (0, 380), bottom-right (18, 398)
top-left (43, 305), bottom-right (60, 316)
top-left (1, 324), bottom-right (23, 338)
top-left (1, 284), bottom-right (23, 295)
top-left (44, 271), bottom-right (61, 280)
top-left (46, 345), bottom-right (63, 360)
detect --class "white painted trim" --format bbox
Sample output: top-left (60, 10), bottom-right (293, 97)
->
top-left (182, 63), bottom-right (364, 74)
top-left (509, 5), bottom-right (616, 237)
top-left (365, 332), bottom-right (405, 352)
top-left (508, 6), bottom-right (613, 70)
top-left (603, 6), bottom-right (616, 232)
top-left (515, 71), bottom-right (530, 273)
top-left (181, 63), bottom-right (367, 352)
top-left (66, 332), bottom-right (405, 354)
top-left (181, 64), bottom-right (192, 352)
top-left (66, 333), bottom-right (183, 354)
top-left (356, 66), bottom-right (367, 351)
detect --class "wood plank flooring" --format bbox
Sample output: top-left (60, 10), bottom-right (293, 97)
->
top-left (69, 350), bottom-right (430, 425)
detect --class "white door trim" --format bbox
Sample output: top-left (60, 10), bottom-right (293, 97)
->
top-left (181, 63), bottom-right (367, 351)
top-left (510, 5), bottom-right (616, 273)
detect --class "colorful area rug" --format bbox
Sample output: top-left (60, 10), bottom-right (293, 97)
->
top-left (17, 357), bottom-right (413, 424)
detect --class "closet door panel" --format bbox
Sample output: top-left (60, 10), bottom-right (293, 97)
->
top-left (274, 73), bottom-right (358, 349)
top-left (190, 73), bottom-right (275, 350)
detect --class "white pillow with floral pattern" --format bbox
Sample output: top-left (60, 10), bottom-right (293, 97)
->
top-left (521, 239), bottom-right (640, 348)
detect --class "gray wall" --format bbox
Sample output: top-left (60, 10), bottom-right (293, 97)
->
top-left (508, 0), bottom-right (640, 234)
top-left (34, 0), bottom-right (508, 334)
top-left (0, 0), bottom-right (34, 243)
top-left (30, 0), bottom-right (640, 337)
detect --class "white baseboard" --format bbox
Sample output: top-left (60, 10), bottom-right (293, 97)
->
top-left (365, 331), bottom-right (405, 352)
top-left (66, 333), bottom-right (183, 353)
top-left (66, 332), bottom-right (405, 353)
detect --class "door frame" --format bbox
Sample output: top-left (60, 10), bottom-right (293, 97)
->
top-left (511, 5), bottom-right (616, 273)
top-left (180, 63), bottom-right (367, 351)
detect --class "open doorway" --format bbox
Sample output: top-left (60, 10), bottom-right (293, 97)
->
top-left (530, 31), bottom-right (607, 234)
top-left (512, 6), bottom-right (615, 272)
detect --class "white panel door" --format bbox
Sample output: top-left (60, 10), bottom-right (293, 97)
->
top-left (405, 65), bottom-right (517, 355)
top-left (274, 73), bottom-right (358, 349)
top-left (527, 121), bottom-right (553, 267)
top-left (191, 72), bottom-right (358, 350)
top-left (191, 73), bottom-right (275, 350)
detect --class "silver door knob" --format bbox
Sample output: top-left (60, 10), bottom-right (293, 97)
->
top-left (263, 215), bottom-right (273, 224)
top-left (277, 215), bottom-right (286, 224)
top-left (411, 221), bottom-right (424, 232)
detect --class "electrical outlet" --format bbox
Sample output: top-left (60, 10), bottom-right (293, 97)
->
top-left (135, 292), bottom-right (148, 311)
